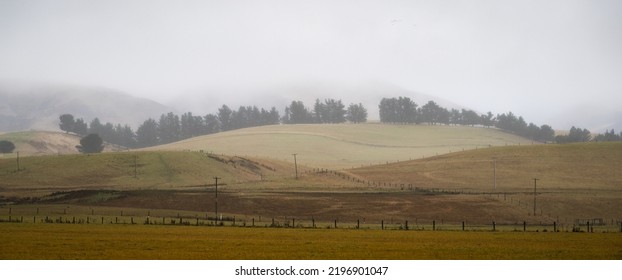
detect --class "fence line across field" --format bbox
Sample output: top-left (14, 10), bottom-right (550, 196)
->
top-left (1, 207), bottom-right (620, 233)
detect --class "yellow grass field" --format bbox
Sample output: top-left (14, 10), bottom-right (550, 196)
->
top-left (149, 123), bottom-right (534, 169)
top-left (1, 223), bottom-right (620, 260)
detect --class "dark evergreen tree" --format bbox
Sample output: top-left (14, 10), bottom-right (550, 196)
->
top-left (76, 133), bottom-right (104, 153)
top-left (59, 114), bottom-right (75, 133)
top-left (555, 126), bottom-right (591, 143)
top-left (0, 140), bottom-right (15, 153)
top-left (73, 118), bottom-right (88, 136)
top-left (136, 118), bottom-right (159, 147)
top-left (204, 114), bottom-right (220, 134)
top-left (285, 100), bottom-right (312, 124)
top-left (158, 112), bottom-right (180, 144)
top-left (218, 105), bottom-right (233, 131)
top-left (346, 103), bottom-right (367, 123)
top-left (537, 125), bottom-right (555, 142)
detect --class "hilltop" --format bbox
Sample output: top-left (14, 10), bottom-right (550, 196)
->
top-left (149, 123), bottom-right (535, 169)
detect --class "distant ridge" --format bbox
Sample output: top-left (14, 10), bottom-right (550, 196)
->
top-left (0, 81), bottom-right (172, 132)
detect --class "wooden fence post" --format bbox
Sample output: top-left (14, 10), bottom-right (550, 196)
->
top-left (492, 221), bottom-right (496, 231)
top-left (523, 221), bottom-right (526, 232)
top-left (433, 220), bottom-right (436, 231)
top-left (252, 218), bottom-right (255, 227)
top-left (102, 217), bottom-right (104, 224)
top-left (381, 220), bottom-right (384, 230)
top-left (405, 220), bottom-right (408, 230)
top-left (334, 220), bottom-right (337, 229)
top-left (357, 219), bottom-right (360, 229)
top-left (312, 217), bottom-right (315, 228)
top-left (462, 221), bottom-right (465, 231)
top-left (554, 222), bottom-right (557, 232)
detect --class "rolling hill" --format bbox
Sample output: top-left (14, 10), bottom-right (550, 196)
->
top-left (148, 123), bottom-right (536, 169)
top-left (2, 125), bottom-right (620, 224)
top-left (0, 151), bottom-right (296, 197)
top-left (0, 131), bottom-right (124, 156)
top-left (349, 141), bottom-right (622, 191)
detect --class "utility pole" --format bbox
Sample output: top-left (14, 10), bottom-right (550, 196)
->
top-left (533, 178), bottom-right (539, 216)
top-left (492, 157), bottom-right (497, 192)
top-left (16, 151), bottom-right (20, 171)
top-left (292, 153), bottom-right (298, 179)
top-left (214, 176), bottom-right (221, 221)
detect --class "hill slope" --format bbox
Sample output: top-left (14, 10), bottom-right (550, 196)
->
top-left (0, 82), bottom-right (171, 132)
top-left (349, 142), bottom-right (622, 191)
top-left (0, 131), bottom-right (125, 156)
top-left (0, 151), bottom-right (294, 197)
top-left (149, 123), bottom-right (536, 169)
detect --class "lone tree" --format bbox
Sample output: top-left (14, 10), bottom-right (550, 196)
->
top-left (59, 114), bottom-right (76, 133)
top-left (76, 134), bottom-right (104, 153)
top-left (0, 140), bottom-right (15, 153)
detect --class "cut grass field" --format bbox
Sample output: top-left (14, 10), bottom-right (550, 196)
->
top-left (149, 123), bottom-right (534, 169)
top-left (1, 223), bottom-right (620, 259)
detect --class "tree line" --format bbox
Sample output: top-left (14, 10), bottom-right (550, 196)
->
top-left (57, 96), bottom-right (620, 151)
top-left (378, 97), bottom-right (556, 142)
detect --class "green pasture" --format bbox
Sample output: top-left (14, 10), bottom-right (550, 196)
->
top-left (0, 222), bottom-right (620, 259)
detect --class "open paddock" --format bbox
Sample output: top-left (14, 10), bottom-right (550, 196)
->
top-left (0, 223), bottom-right (620, 260)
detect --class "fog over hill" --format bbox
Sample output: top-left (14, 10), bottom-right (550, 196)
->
top-left (0, 81), bottom-right (172, 132)
top-left (2, 80), bottom-right (620, 134)
top-left (165, 80), bottom-right (468, 121)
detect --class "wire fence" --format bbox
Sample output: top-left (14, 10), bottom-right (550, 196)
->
top-left (1, 206), bottom-right (620, 233)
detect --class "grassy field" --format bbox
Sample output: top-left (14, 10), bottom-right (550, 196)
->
top-left (149, 123), bottom-right (534, 169)
top-left (1, 126), bottom-right (621, 261)
top-left (350, 141), bottom-right (622, 191)
top-left (2, 141), bottom-right (621, 225)
top-left (0, 151), bottom-right (296, 197)
top-left (0, 223), bottom-right (620, 259)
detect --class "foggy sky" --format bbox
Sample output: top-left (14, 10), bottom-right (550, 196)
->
top-left (1, 0), bottom-right (621, 129)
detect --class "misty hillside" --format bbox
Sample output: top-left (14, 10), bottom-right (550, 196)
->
top-left (0, 82), bottom-right (172, 132)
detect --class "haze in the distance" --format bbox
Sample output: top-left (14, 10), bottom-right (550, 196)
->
top-left (1, 0), bottom-right (620, 131)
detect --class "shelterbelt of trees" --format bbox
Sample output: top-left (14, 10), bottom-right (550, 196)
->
top-left (56, 97), bottom-right (620, 149)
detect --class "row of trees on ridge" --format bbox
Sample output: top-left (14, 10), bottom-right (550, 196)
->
top-left (58, 96), bottom-right (619, 151)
